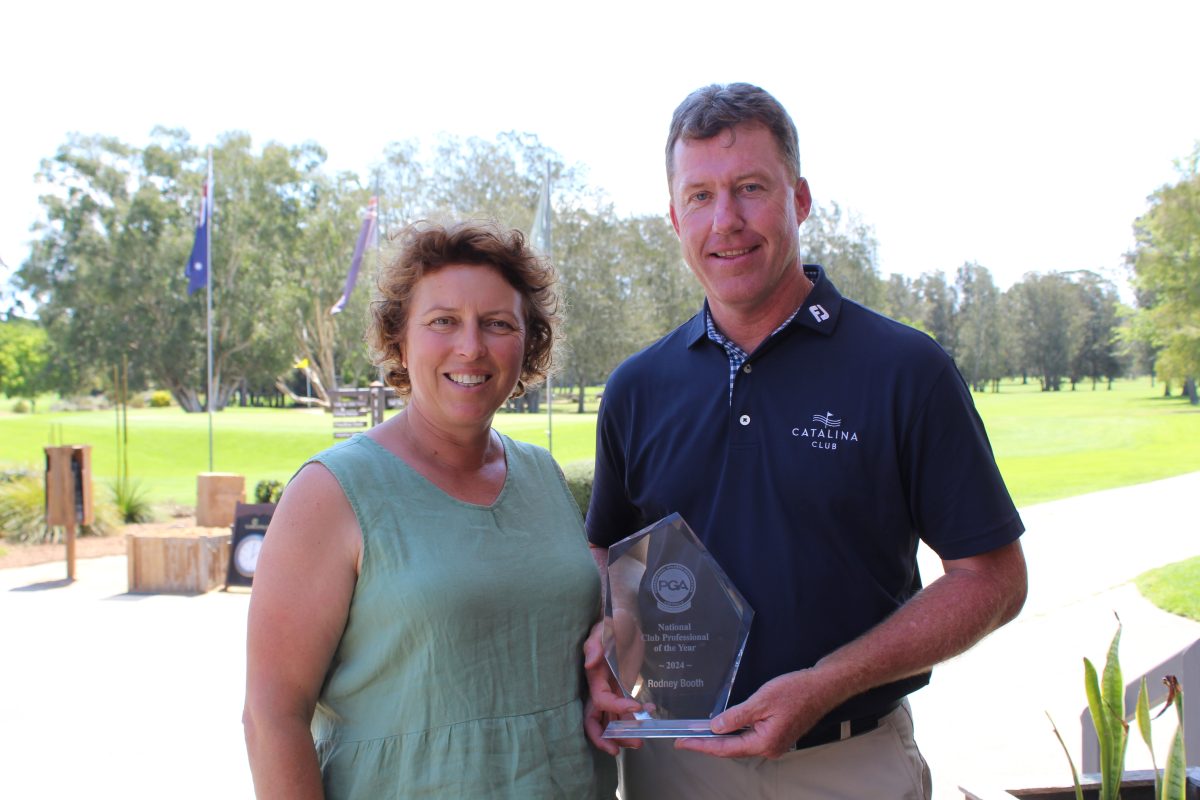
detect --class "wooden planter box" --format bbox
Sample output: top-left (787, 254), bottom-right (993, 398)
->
top-left (196, 473), bottom-right (246, 527)
top-left (126, 533), bottom-right (231, 594)
top-left (962, 768), bottom-right (1200, 799)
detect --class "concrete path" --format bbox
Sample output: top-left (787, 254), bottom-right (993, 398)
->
top-left (911, 470), bottom-right (1200, 799)
top-left (2, 472), bottom-right (1198, 799)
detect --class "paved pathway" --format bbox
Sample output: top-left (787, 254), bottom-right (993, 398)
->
top-left (2, 472), bottom-right (1198, 799)
top-left (911, 470), bottom-right (1200, 798)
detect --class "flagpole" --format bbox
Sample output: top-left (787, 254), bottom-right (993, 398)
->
top-left (541, 165), bottom-right (553, 457)
top-left (205, 146), bottom-right (214, 471)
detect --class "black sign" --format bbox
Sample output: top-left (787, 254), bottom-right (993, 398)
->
top-left (226, 502), bottom-right (275, 588)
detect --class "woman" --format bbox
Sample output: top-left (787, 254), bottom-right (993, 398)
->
top-left (243, 221), bottom-right (616, 799)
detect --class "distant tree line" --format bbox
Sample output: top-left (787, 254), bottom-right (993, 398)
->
top-left (1, 133), bottom-right (1197, 410)
top-left (4, 129), bottom-right (704, 412)
top-left (796, 202), bottom-right (1132, 392)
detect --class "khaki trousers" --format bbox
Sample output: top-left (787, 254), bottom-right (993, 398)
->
top-left (617, 700), bottom-right (931, 800)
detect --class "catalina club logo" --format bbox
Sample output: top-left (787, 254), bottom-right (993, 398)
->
top-left (792, 410), bottom-right (860, 451)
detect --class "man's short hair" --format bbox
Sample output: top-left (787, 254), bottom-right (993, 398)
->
top-left (665, 83), bottom-right (801, 186)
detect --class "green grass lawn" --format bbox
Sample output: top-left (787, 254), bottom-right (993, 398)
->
top-left (3, 377), bottom-right (1197, 612)
top-left (1, 377), bottom-right (1197, 509)
top-left (1136, 557), bottom-right (1200, 622)
top-left (0, 397), bottom-right (600, 506)
top-left (972, 377), bottom-right (1200, 506)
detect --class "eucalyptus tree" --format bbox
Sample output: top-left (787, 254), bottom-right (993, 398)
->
top-left (879, 273), bottom-right (924, 330)
top-left (279, 174), bottom-right (377, 406)
top-left (1063, 270), bottom-right (1123, 389)
top-left (419, 132), bottom-right (591, 230)
top-left (622, 212), bottom-right (704, 333)
top-left (954, 262), bottom-right (1004, 391)
top-left (19, 129), bottom-right (333, 410)
top-left (554, 205), bottom-right (658, 411)
top-left (799, 201), bottom-right (882, 308)
top-left (1007, 272), bottom-right (1080, 391)
top-left (915, 270), bottom-right (959, 358)
top-left (1129, 143), bottom-right (1200, 403)
top-left (18, 129), bottom-right (203, 404)
top-left (179, 134), bottom-right (330, 410)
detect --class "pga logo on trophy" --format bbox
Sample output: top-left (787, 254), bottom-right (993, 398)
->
top-left (602, 513), bottom-right (753, 738)
top-left (651, 563), bottom-right (696, 612)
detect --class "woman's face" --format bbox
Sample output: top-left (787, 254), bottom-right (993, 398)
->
top-left (402, 263), bottom-right (526, 434)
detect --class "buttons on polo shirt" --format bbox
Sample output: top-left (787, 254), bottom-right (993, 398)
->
top-left (742, 364), bottom-right (753, 374)
top-left (739, 414), bottom-right (751, 426)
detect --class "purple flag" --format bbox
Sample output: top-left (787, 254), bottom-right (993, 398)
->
top-left (330, 197), bottom-right (379, 315)
top-left (185, 179), bottom-right (210, 295)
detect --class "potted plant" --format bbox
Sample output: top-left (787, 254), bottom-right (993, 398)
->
top-left (966, 620), bottom-right (1193, 800)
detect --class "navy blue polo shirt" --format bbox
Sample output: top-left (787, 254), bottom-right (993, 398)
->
top-left (586, 266), bottom-right (1023, 723)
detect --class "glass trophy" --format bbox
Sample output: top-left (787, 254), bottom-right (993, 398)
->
top-left (602, 513), bottom-right (753, 738)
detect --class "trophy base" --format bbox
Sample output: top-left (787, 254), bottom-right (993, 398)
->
top-left (603, 718), bottom-right (724, 739)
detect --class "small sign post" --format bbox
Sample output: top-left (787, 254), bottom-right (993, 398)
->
top-left (331, 381), bottom-right (397, 439)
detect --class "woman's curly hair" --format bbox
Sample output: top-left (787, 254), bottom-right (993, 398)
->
top-left (368, 220), bottom-right (561, 398)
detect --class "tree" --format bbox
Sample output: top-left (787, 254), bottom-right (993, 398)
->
top-left (277, 175), bottom-right (377, 407)
top-left (1130, 143), bottom-right (1200, 404)
top-left (621, 213), bottom-right (704, 334)
top-left (1064, 270), bottom-right (1123, 390)
top-left (915, 271), bottom-right (959, 357)
top-left (555, 206), bottom-right (657, 410)
top-left (799, 201), bottom-right (882, 308)
top-left (878, 273), bottom-right (924, 330)
top-left (420, 131), bottom-right (591, 232)
top-left (0, 318), bottom-right (51, 409)
top-left (1007, 272), bottom-right (1079, 391)
top-left (954, 262), bottom-right (1005, 391)
top-left (200, 135), bottom-right (332, 411)
top-left (18, 131), bottom-right (203, 404)
top-left (17, 130), bottom-right (344, 411)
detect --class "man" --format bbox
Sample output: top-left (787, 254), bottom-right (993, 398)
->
top-left (582, 83), bottom-right (1027, 799)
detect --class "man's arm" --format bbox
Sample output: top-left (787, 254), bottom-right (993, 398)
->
top-left (676, 539), bottom-right (1027, 759)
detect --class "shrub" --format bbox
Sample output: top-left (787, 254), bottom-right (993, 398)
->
top-left (0, 474), bottom-right (48, 543)
top-left (254, 479), bottom-right (283, 504)
top-left (149, 390), bottom-right (172, 408)
top-left (110, 477), bottom-right (154, 524)
top-left (82, 500), bottom-right (120, 536)
top-left (0, 469), bottom-right (119, 541)
top-left (561, 460), bottom-right (593, 518)
top-left (0, 467), bottom-right (38, 484)
top-left (50, 395), bottom-right (110, 412)
top-left (11, 399), bottom-right (30, 413)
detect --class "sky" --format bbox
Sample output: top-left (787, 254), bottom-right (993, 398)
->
top-left (4, 0), bottom-right (1199, 310)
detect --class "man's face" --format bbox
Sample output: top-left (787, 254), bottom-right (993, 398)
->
top-left (669, 124), bottom-right (811, 317)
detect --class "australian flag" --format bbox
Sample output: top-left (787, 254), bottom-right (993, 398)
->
top-left (186, 180), bottom-right (210, 296)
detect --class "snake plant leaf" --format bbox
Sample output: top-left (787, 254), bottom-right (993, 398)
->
top-left (1045, 712), bottom-right (1085, 800)
top-left (1134, 678), bottom-right (1160, 799)
top-left (1160, 684), bottom-right (1185, 800)
top-left (1084, 657), bottom-right (1118, 800)
top-left (1135, 677), bottom-right (1152, 750)
top-left (1101, 624), bottom-right (1128, 800)
top-left (1161, 723), bottom-right (1185, 800)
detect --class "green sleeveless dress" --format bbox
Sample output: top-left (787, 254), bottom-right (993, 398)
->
top-left (307, 433), bottom-right (616, 799)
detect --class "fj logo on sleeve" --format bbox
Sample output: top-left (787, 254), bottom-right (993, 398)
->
top-left (809, 304), bottom-right (830, 322)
